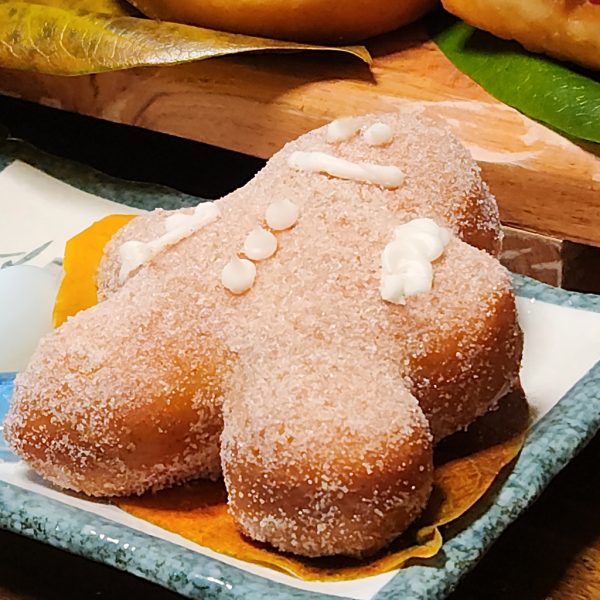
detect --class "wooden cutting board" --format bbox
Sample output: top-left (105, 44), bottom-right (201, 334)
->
top-left (0, 25), bottom-right (598, 251)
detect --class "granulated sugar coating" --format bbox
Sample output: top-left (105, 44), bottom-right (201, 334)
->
top-left (4, 113), bottom-right (523, 558)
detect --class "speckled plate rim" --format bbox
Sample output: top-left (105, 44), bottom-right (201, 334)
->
top-left (0, 145), bottom-right (599, 600)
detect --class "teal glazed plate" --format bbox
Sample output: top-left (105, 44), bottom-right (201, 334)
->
top-left (1, 141), bottom-right (600, 600)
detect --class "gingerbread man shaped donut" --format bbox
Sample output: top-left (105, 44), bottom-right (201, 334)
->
top-left (5, 113), bottom-right (522, 558)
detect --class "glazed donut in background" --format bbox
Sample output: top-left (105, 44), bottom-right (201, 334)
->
top-left (442, 0), bottom-right (600, 71)
top-left (4, 113), bottom-right (522, 557)
top-left (127, 0), bottom-right (438, 43)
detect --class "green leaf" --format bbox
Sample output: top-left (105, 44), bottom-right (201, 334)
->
top-left (433, 17), bottom-right (600, 144)
top-left (0, 0), bottom-right (371, 76)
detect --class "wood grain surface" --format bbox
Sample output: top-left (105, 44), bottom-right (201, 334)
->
top-left (0, 24), bottom-right (599, 246)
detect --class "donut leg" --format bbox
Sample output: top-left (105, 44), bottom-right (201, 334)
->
top-left (222, 348), bottom-right (433, 558)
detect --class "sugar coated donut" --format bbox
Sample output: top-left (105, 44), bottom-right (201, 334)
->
top-left (4, 113), bottom-right (522, 557)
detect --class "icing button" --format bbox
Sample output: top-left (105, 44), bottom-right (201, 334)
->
top-left (326, 117), bottom-right (362, 143)
top-left (243, 227), bottom-right (278, 261)
top-left (265, 199), bottom-right (300, 231)
top-left (380, 218), bottom-right (449, 305)
top-left (221, 257), bottom-right (256, 295)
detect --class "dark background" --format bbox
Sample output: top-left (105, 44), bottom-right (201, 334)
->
top-left (0, 94), bottom-right (265, 200)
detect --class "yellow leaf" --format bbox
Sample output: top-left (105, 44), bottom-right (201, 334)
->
top-left (16, 0), bottom-right (137, 15)
top-left (52, 214), bottom-right (135, 327)
top-left (0, 0), bottom-right (371, 75)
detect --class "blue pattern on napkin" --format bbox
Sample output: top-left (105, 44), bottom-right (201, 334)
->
top-left (0, 373), bottom-right (17, 461)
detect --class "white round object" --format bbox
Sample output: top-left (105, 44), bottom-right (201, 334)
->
top-left (265, 199), bottom-right (300, 231)
top-left (221, 257), bottom-right (257, 295)
top-left (326, 117), bottom-right (362, 143)
top-left (0, 265), bottom-right (61, 372)
top-left (243, 227), bottom-right (277, 261)
top-left (364, 122), bottom-right (394, 146)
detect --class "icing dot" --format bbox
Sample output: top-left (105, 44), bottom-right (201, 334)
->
top-left (265, 199), bottom-right (300, 231)
top-left (243, 227), bottom-right (278, 261)
top-left (221, 257), bottom-right (256, 295)
top-left (364, 122), bottom-right (394, 146)
top-left (326, 117), bottom-right (362, 143)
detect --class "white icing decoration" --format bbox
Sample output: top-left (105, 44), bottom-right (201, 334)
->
top-left (363, 122), bottom-right (393, 146)
top-left (221, 257), bottom-right (256, 295)
top-left (393, 218), bottom-right (450, 261)
top-left (243, 227), bottom-right (278, 261)
top-left (380, 218), bottom-right (450, 305)
top-left (326, 117), bottom-right (362, 143)
top-left (265, 199), bottom-right (300, 231)
top-left (118, 202), bottom-right (220, 283)
top-left (288, 151), bottom-right (404, 189)
top-left (164, 212), bottom-right (193, 231)
top-left (380, 260), bottom-right (432, 305)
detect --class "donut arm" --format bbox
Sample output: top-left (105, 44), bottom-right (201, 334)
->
top-left (4, 285), bottom-right (229, 496)
top-left (390, 241), bottom-right (523, 441)
top-left (409, 286), bottom-right (522, 441)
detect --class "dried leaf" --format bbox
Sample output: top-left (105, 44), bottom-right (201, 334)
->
top-left (0, 0), bottom-right (371, 75)
top-left (17, 0), bottom-right (137, 15)
top-left (117, 393), bottom-right (526, 581)
top-left (117, 478), bottom-right (444, 581)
